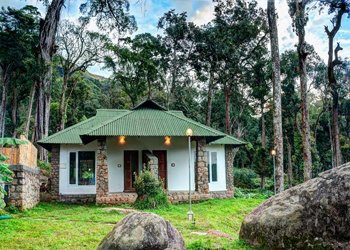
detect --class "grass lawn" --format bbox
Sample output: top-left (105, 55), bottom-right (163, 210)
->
top-left (0, 198), bottom-right (264, 250)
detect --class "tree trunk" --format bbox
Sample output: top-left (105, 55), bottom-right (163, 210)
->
top-left (224, 85), bottom-right (231, 135)
top-left (267, 0), bottom-right (284, 193)
top-left (261, 101), bottom-right (266, 148)
top-left (57, 72), bottom-right (69, 132)
top-left (296, 1), bottom-right (313, 181)
top-left (286, 136), bottom-right (293, 188)
top-left (260, 176), bottom-right (265, 189)
top-left (206, 70), bottom-right (214, 126)
top-left (261, 101), bottom-right (266, 189)
top-left (325, 5), bottom-right (346, 167)
top-left (11, 82), bottom-right (18, 137)
top-left (36, 0), bottom-right (65, 160)
top-left (24, 81), bottom-right (36, 138)
top-left (0, 71), bottom-right (8, 138)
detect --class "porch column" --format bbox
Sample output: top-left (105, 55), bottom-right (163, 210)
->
top-left (96, 138), bottom-right (108, 203)
top-left (196, 139), bottom-right (209, 193)
top-left (50, 145), bottom-right (60, 200)
top-left (225, 145), bottom-right (234, 193)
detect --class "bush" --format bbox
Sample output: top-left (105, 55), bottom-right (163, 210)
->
top-left (234, 168), bottom-right (259, 189)
top-left (38, 160), bottom-right (52, 173)
top-left (234, 187), bottom-right (273, 199)
top-left (0, 154), bottom-right (13, 209)
top-left (133, 169), bottom-right (169, 209)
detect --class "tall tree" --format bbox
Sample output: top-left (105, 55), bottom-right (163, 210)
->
top-left (288, 0), bottom-right (313, 181)
top-left (321, 0), bottom-right (350, 167)
top-left (213, 0), bottom-right (268, 135)
top-left (35, 0), bottom-right (65, 160)
top-left (56, 19), bottom-right (108, 131)
top-left (267, 0), bottom-right (284, 193)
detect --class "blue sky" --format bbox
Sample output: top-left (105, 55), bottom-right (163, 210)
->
top-left (1, 0), bottom-right (350, 77)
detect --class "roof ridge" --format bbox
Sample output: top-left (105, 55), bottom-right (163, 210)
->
top-left (96, 109), bottom-right (129, 112)
top-left (84, 110), bottom-right (132, 135)
top-left (166, 111), bottom-right (226, 136)
top-left (38, 116), bottom-right (96, 143)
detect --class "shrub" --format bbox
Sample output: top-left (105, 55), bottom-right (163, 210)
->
top-left (234, 187), bottom-right (273, 199)
top-left (133, 169), bottom-right (169, 209)
top-left (38, 160), bottom-right (52, 173)
top-left (234, 168), bottom-right (259, 189)
top-left (0, 154), bottom-right (13, 209)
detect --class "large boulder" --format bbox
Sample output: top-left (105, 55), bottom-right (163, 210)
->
top-left (240, 162), bottom-right (350, 249)
top-left (98, 212), bottom-right (185, 250)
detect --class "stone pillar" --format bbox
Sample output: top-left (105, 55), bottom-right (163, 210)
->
top-left (96, 138), bottom-right (108, 204)
top-left (225, 145), bottom-right (234, 193)
top-left (9, 165), bottom-right (40, 209)
top-left (50, 145), bottom-right (60, 200)
top-left (196, 138), bottom-right (209, 193)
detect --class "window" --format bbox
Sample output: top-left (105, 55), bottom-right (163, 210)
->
top-left (78, 152), bottom-right (96, 185)
top-left (69, 151), bottom-right (95, 185)
top-left (69, 152), bottom-right (76, 184)
top-left (211, 152), bottom-right (218, 182)
top-left (205, 151), bottom-right (210, 183)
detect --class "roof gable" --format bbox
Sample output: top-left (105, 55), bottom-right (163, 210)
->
top-left (132, 99), bottom-right (166, 111)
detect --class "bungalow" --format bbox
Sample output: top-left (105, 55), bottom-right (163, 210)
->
top-left (38, 100), bottom-right (245, 204)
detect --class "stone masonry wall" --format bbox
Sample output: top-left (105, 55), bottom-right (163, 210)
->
top-left (96, 138), bottom-right (109, 204)
top-left (196, 139), bottom-right (209, 193)
top-left (59, 194), bottom-right (96, 204)
top-left (9, 165), bottom-right (40, 209)
top-left (169, 191), bottom-right (233, 203)
top-left (50, 145), bottom-right (60, 200)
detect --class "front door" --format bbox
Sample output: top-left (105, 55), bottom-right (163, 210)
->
top-left (124, 151), bottom-right (139, 192)
top-left (153, 150), bottom-right (167, 189)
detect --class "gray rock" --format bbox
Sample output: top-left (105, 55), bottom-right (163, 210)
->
top-left (240, 162), bottom-right (350, 250)
top-left (98, 212), bottom-right (186, 250)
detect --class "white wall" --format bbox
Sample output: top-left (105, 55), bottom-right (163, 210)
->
top-left (58, 138), bottom-right (227, 194)
top-left (206, 145), bottom-right (227, 192)
top-left (59, 141), bottom-right (97, 195)
top-left (106, 136), bottom-right (196, 192)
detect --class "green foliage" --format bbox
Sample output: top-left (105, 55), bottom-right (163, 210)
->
top-left (5, 204), bottom-right (19, 214)
top-left (38, 160), bottom-right (52, 173)
top-left (0, 154), bottom-right (12, 209)
top-left (234, 187), bottom-right (273, 199)
top-left (133, 169), bottom-right (169, 209)
top-left (234, 168), bottom-right (259, 189)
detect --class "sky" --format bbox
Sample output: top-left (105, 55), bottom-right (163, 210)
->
top-left (1, 0), bottom-right (350, 77)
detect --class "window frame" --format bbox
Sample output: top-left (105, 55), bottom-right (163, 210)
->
top-left (68, 151), bottom-right (96, 186)
top-left (206, 151), bottom-right (218, 183)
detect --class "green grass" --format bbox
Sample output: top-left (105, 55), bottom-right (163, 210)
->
top-left (0, 198), bottom-right (264, 250)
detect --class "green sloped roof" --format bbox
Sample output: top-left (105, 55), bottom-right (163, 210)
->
top-left (209, 135), bottom-right (246, 146)
top-left (37, 110), bottom-right (128, 145)
top-left (38, 100), bottom-right (245, 149)
top-left (82, 109), bottom-right (226, 138)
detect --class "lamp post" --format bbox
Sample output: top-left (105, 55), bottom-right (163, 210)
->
top-left (186, 128), bottom-right (193, 221)
top-left (271, 149), bottom-right (276, 195)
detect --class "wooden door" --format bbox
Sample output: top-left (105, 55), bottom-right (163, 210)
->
top-left (153, 150), bottom-right (167, 189)
top-left (124, 151), bottom-right (139, 192)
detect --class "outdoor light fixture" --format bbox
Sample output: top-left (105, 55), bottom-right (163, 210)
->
top-left (271, 149), bottom-right (276, 156)
top-left (118, 136), bottom-right (126, 145)
top-left (186, 128), bottom-right (194, 221)
top-left (164, 136), bottom-right (171, 145)
top-left (271, 148), bottom-right (276, 194)
top-left (186, 128), bottom-right (193, 137)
